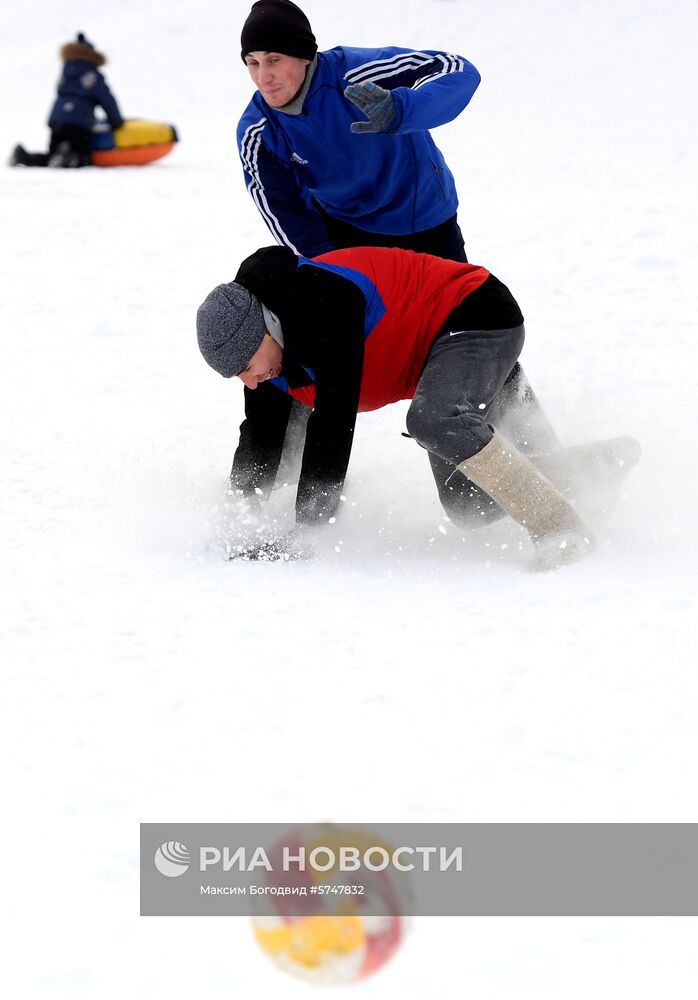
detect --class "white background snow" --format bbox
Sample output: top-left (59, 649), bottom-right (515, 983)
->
top-left (2, 0), bottom-right (697, 995)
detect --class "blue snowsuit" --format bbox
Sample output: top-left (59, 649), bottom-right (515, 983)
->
top-left (48, 59), bottom-right (124, 131)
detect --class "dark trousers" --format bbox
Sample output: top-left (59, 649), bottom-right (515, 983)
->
top-left (13, 126), bottom-right (92, 167)
top-left (50, 125), bottom-right (92, 164)
top-left (321, 210), bottom-right (469, 262)
top-left (406, 323), bottom-right (561, 527)
top-left (407, 325), bottom-right (527, 465)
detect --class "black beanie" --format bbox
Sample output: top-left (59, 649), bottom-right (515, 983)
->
top-left (241, 0), bottom-right (317, 62)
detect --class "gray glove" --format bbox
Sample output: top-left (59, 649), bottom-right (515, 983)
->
top-left (344, 81), bottom-right (396, 134)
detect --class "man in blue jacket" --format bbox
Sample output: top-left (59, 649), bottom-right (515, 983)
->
top-left (238, 0), bottom-right (481, 262)
top-left (236, 1), bottom-right (560, 485)
top-left (10, 32), bottom-right (124, 168)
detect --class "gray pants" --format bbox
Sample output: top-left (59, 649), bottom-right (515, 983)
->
top-left (406, 326), bottom-right (559, 527)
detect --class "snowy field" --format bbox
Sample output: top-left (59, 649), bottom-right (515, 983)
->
top-left (2, 0), bottom-right (697, 996)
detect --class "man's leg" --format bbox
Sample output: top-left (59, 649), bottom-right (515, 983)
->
top-left (407, 325), bottom-right (527, 470)
top-left (491, 362), bottom-right (561, 455)
top-left (275, 399), bottom-right (311, 487)
top-left (458, 430), bottom-right (595, 570)
top-left (427, 452), bottom-right (506, 526)
top-left (409, 326), bottom-right (523, 528)
top-left (406, 326), bottom-right (594, 568)
top-left (430, 434), bottom-right (641, 528)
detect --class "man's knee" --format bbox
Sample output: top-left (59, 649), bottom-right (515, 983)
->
top-left (406, 401), bottom-right (492, 463)
top-left (405, 398), bottom-right (433, 449)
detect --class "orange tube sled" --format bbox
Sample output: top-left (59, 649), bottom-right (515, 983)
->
top-left (90, 118), bottom-right (178, 167)
top-left (92, 142), bottom-right (175, 167)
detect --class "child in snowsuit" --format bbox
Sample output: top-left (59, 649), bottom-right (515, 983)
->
top-left (10, 32), bottom-right (124, 168)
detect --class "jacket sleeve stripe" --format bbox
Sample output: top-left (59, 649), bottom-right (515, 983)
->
top-left (344, 51), bottom-right (464, 87)
top-left (413, 54), bottom-right (464, 89)
top-left (240, 117), bottom-right (300, 253)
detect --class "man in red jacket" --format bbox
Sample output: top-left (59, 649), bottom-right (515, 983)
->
top-left (197, 245), bottom-right (639, 570)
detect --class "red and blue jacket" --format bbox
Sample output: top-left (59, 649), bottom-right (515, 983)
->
top-left (232, 245), bottom-right (521, 523)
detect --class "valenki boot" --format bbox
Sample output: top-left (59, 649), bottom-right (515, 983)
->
top-left (458, 429), bottom-right (596, 571)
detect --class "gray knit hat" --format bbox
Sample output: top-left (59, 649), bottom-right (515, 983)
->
top-left (196, 282), bottom-right (266, 377)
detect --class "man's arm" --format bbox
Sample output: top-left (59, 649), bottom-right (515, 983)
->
top-left (231, 382), bottom-right (293, 497)
top-left (292, 267), bottom-right (367, 524)
top-left (342, 46), bottom-right (480, 134)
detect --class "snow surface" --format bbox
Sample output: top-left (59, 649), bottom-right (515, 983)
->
top-left (2, 0), bottom-right (697, 996)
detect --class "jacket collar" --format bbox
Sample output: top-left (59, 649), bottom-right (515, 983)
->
top-left (274, 55), bottom-right (318, 116)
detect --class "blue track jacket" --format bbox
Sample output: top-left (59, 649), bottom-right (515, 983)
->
top-left (237, 46), bottom-right (480, 257)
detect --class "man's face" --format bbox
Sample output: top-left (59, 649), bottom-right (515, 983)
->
top-left (244, 51), bottom-right (310, 107)
top-left (238, 333), bottom-right (284, 389)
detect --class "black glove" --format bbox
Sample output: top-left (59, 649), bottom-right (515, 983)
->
top-left (344, 81), bottom-right (397, 134)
